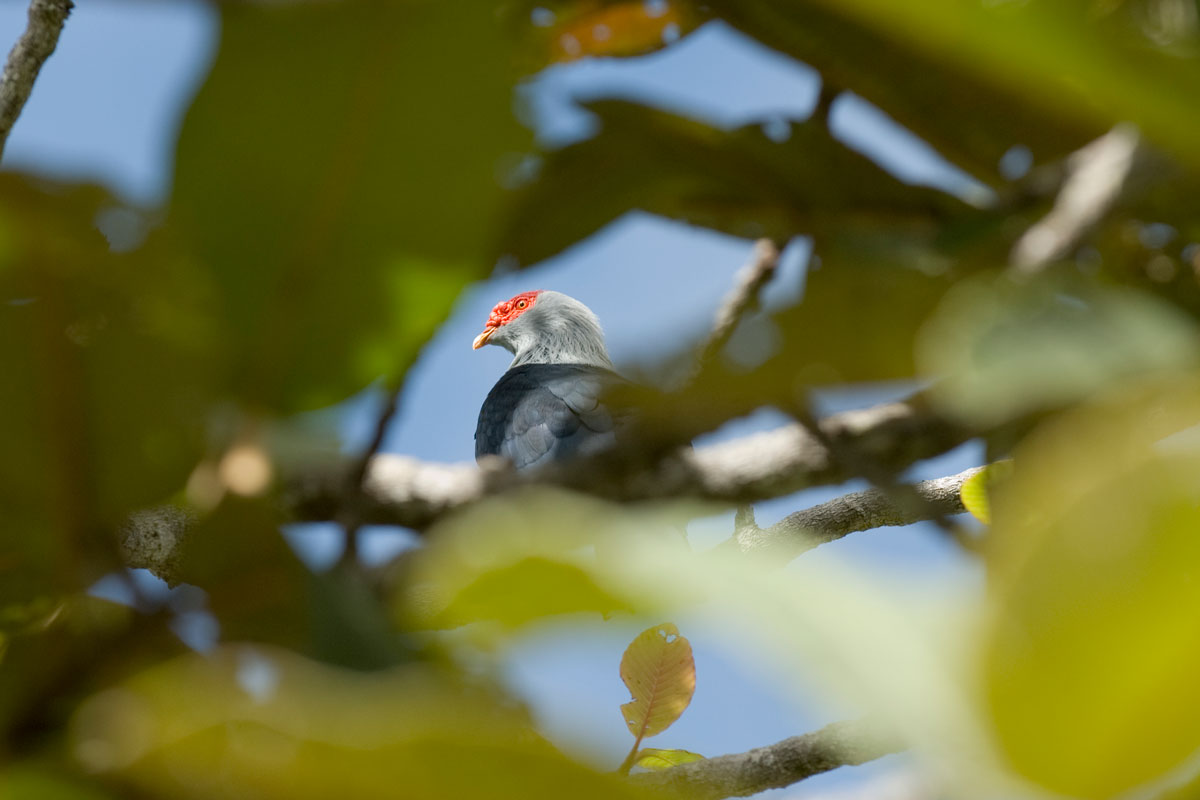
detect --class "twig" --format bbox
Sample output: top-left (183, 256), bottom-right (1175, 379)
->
top-left (628, 718), bottom-right (903, 799)
top-left (0, 0), bottom-right (73, 160)
top-left (1010, 124), bottom-right (1142, 271)
top-left (696, 238), bottom-right (781, 367)
top-left (338, 379), bottom-right (406, 564)
top-left (724, 466), bottom-right (981, 560)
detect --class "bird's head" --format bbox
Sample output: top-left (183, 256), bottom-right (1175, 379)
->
top-left (472, 290), bottom-right (614, 369)
top-left (472, 290), bottom-right (542, 351)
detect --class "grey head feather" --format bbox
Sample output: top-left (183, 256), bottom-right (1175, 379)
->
top-left (488, 291), bottom-right (615, 370)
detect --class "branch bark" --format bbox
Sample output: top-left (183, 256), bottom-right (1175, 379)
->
top-left (288, 398), bottom-right (969, 530)
top-left (726, 466), bottom-right (981, 560)
top-left (696, 238), bottom-right (781, 366)
top-left (1010, 124), bottom-right (1143, 271)
top-left (0, 0), bottom-right (73, 160)
top-left (629, 718), bottom-right (903, 799)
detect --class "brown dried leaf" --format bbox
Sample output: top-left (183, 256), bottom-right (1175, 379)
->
top-left (619, 623), bottom-right (696, 741)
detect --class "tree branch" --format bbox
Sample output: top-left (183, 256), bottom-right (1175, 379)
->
top-left (288, 398), bottom-right (969, 530)
top-left (725, 466), bottom-right (981, 560)
top-left (1010, 124), bottom-right (1142, 271)
top-left (696, 238), bottom-right (781, 366)
top-left (629, 718), bottom-right (903, 799)
top-left (0, 0), bottom-right (73, 160)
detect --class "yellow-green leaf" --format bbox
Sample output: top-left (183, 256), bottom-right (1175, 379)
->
top-left (620, 623), bottom-right (696, 741)
top-left (983, 377), bottom-right (1200, 797)
top-left (68, 645), bottom-right (649, 800)
top-left (958, 461), bottom-right (1013, 525)
top-left (634, 748), bottom-right (704, 770)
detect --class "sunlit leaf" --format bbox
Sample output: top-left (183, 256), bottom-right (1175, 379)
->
top-left (396, 488), bottom-right (700, 630)
top-left (958, 461), bottom-right (1012, 525)
top-left (619, 623), bottom-right (696, 740)
top-left (984, 376), bottom-right (1200, 797)
top-left (400, 490), bottom-right (1012, 794)
top-left (634, 747), bottom-right (704, 770)
top-left (432, 557), bottom-right (633, 630)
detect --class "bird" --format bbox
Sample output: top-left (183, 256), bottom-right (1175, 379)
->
top-left (472, 290), bottom-right (626, 470)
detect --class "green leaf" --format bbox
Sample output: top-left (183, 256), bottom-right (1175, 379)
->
top-left (431, 557), bottom-right (633, 630)
top-left (620, 624), bottom-right (696, 740)
top-left (919, 271), bottom-right (1200, 425)
top-left (798, 0), bottom-right (1200, 170)
top-left (499, 100), bottom-right (970, 266)
top-left (983, 378), bottom-right (1200, 797)
top-left (67, 646), bottom-right (651, 800)
top-left (0, 176), bottom-right (216, 601)
top-left (708, 1), bottom-right (1100, 183)
top-left (170, 1), bottom-right (530, 412)
top-left (634, 748), bottom-right (705, 770)
top-left (958, 461), bottom-right (1013, 525)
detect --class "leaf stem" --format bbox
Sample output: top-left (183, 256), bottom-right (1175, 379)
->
top-left (618, 736), bottom-right (644, 776)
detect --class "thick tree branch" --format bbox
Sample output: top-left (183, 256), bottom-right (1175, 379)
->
top-left (1010, 124), bottom-right (1142, 271)
top-left (726, 466), bottom-right (981, 560)
top-left (629, 718), bottom-right (903, 799)
top-left (0, 0), bottom-right (73, 160)
top-left (289, 398), bottom-right (969, 530)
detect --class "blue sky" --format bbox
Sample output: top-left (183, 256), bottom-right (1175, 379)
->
top-left (1, 3), bottom-right (984, 795)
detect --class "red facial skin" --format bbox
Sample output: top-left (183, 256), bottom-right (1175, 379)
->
top-left (472, 290), bottom-right (542, 349)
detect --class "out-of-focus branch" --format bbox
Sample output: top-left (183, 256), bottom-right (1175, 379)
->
top-left (725, 466), bottom-right (981, 560)
top-left (1010, 124), bottom-right (1142, 271)
top-left (629, 718), bottom-right (903, 799)
top-left (0, 0), bottom-right (73, 160)
top-left (696, 238), bottom-right (781, 366)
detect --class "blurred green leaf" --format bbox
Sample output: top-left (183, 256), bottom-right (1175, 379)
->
top-left (170, 0), bottom-right (530, 412)
top-left (918, 271), bottom-right (1200, 426)
top-left (0, 766), bottom-right (120, 800)
top-left (0, 176), bottom-right (216, 603)
top-left (708, 1), bottom-right (1101, 183)
top-left (798, 0), bottom-right (1200, 170)
top-left (68, 646), bottom-right (649, 800)
top-left (431, 557), bottom-right (633, 630)
top-left (634, 747), bottom-right (704, 770)
top-left (499, 100), bottom-right (970, 266)
top-left (984, 377), bottom-right (1200, 797)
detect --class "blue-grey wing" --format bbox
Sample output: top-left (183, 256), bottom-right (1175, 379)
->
top-left (475, 364), bottom-right (623, 470)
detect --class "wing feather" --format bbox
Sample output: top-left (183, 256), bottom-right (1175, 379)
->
top-left (475, 364), bottom-right (625, 470)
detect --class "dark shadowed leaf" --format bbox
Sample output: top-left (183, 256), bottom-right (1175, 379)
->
top-left (498, 100), bottom-right (970, 266)
top-left (796, 0), bottom-right (1200, 170)
top-left (707, 0), bottom-right (1101, 183)
top-left (0, 176), bottom-right (216, 603)
top-left (170, 0), bottom-right (530, 412)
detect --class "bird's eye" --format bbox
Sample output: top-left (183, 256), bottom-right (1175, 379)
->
top-left (516, 300), bottom-right (527, 309)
